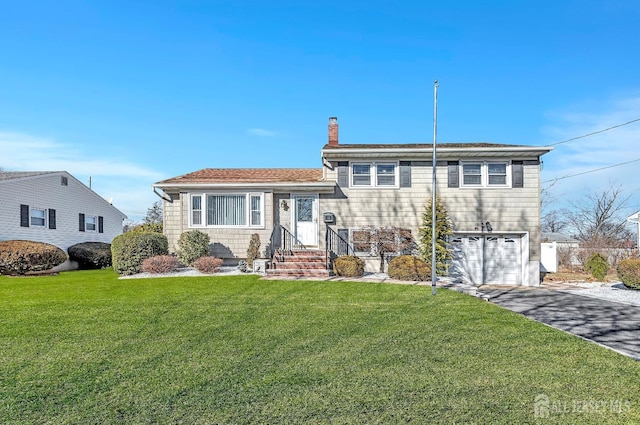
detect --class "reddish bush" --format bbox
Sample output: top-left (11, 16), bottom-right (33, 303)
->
top-left (0, 240), bottom-right (67, 275)
top-left (193, 256), bottom-right (224, 274)
top-left (141, 255), bottom-right (179, 274)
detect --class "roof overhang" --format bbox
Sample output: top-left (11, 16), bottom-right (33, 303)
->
top-left (321, 146), bottom-right (553, 160)
top-left (627, 211), bottom-right (640, 223)
top-left (154, 181), bottom-right (336, 194)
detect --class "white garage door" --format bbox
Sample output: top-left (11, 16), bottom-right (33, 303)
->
top-left (450, 235), bottom-right (521, 285)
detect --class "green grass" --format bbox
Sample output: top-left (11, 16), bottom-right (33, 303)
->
top-left (1, 269), bottom-right (639, 424)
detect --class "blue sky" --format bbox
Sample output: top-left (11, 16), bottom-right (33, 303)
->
top-left (1, 0), bottom-right (639, 222)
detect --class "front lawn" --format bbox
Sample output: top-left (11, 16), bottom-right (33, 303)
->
top-left (1, 269), bottom-right (639, 423)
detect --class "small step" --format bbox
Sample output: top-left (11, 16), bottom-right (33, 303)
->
top-left (266, 268), bottom-right (331, 278)
top-left (272, 261), bottom-right (328, 270)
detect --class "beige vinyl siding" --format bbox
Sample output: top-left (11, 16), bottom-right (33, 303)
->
top-left (321, 160), bottom-right (542, 262)
top-left (164, 191), bottom-right (275, 260)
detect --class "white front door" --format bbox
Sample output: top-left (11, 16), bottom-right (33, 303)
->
top-left (292, 194), bottom-right (318, 246)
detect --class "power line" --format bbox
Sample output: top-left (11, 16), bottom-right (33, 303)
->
top-left (548, 117), bottom-right (640, 146)
top-left (543, 157), bottom-right (640, 185)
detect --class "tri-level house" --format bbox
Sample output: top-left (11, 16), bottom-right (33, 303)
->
top-left (154, 118), bottom-right (552, 286)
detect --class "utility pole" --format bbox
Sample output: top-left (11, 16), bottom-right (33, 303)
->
top-left (431, 80), bottom-right (439, 296)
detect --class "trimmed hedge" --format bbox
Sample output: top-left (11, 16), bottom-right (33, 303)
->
top-left (193, 256), bottom-right (224, 274)
top-left (333, 255), bottom-right (365, 277)
top-left (68, 242), bottom-right (112, 269)
top-left (617, 258), bottom-right (640, 290)
top-left (128, 223), bottom-right (163, 234)
top-left (388, 255), bottom-right (431, 281)
top-left (111, 232), bottom-right (169, 275)
top-left (142, 255), bottom-right (180, 274)
top-left (0, 240), bottom-right (67, 275)
top-left (177, 230), bottom-right (210, 266)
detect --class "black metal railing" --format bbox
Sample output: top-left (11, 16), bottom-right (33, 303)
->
top-left (325, 225), bottom-right (354, 270)
top-left (267, 224), bottom-right (307, 266)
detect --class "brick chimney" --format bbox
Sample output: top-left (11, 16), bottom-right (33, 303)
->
top-left (328, 117), bottom-right (338, 146)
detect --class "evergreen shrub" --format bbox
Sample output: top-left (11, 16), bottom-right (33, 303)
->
top-left (0, 240), bottom-right (67, 275)
top-left (388, 255), bottom-right (431, 281)
top-left (333, 255), bottom-right (365, 277)
top-left (111, 232), bottom-right (169, 275)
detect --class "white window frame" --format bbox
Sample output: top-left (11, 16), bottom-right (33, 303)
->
top-left (350, 162), bottom-right (399, 188)
top-left (460, 161), bottom-right (511, 188)
top-left (30, 208), bottom-right (46, 227)
top-left (85, 215), bottom-right (97, 232)
top-left (189, 192), bottom-right (265, 229)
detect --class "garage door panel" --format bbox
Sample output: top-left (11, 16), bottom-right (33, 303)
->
top-left (450, 235), bottom-right (521, 286)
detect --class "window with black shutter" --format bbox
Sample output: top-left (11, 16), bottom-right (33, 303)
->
top-left (79, 213), bottom-right (85, 232)
top-left (337, 161), bottom-right (348, 187)
top-left (399, 161), bottom-right (411, 188)
top-left (48, 209), bottom-right (57, 229)
top-left (98, 216), bottom-right (104, 233)
top-left (447, 161), bottom-right (459, 188)
top-left (20, 204), bottom-right (29, 227)
top-left (512, 161), bottom-right (524, 188)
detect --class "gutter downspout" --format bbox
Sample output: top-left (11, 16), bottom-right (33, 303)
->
top-left (153, 187), bottom-right (172, 203)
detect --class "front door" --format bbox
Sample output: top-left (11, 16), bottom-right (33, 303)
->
top-left (292, 194), bottom-right (318, 246)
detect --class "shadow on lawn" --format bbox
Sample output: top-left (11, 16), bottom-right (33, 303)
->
top-left (483, 288), bottom-right (640, 360)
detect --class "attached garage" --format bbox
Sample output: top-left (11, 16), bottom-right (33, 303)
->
top-left (450, 234), bottom-right (523, 285)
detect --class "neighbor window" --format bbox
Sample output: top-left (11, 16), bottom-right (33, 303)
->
top-left (191, 193), bottom-right (264, 228)
top-left (461, 162), bottom-right (510, 187)
top-left (86, 216), bottom-right (97, 232)
top-left (351, 162), bottom-right (398, 188)
top-left (30, 208), bottom-right (46, 227)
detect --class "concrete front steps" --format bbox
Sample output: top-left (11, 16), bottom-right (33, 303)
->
top-left (266, 249), bottom-right (331, 278)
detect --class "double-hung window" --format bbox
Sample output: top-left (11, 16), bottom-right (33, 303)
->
top-left (351, 162), bottom-right (398, 188)
top-left (461, 161), bottom-right (510, 188)
top-left (191, 193), bottom-right (263, 228)
top-left (86, 216), bottom-right (97, 232)
top-left (30, 208), bottom-right (46, 227)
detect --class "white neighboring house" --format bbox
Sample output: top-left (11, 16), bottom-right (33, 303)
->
top-left (0, 171), bottom-right (127, 268)
top-left (628, 211), bottom-right (640, 249)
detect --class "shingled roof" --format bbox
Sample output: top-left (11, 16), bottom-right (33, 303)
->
top-left (156, 168), bottom-right (324, 185)
top-left (322, 142), bottom-right (525, 149)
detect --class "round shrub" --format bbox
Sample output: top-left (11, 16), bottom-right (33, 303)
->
top-left (68, 242), bottom-right (112, 269)
top-left (333, 255), bottom-right (365, 277)
top-left (617, 258), bottom-right (640, 290)
top-left (193, 256), bottom-right (224, 274)
top-left (142, 255), bottom-right (180, 274)
top-left (585, 252), bottom-right (609, 281)
top-left (237, 260), bottom-right (249, 273)
top-left (111, 232), bottom-right (169, 275)
top-left (388, 255), bottom-right (431, 281)
top-left (177, 230), bottom-right (210, 266)
top-left (0, 240), bottom-right (67, 275)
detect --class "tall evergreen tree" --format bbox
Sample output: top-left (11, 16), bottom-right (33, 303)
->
top-left (419, 197), bottom-right (454, 275)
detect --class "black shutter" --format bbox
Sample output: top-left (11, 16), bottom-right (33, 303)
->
top-left (20, 204), bottom-right (29, 227)
top-left (79, 213), bottom-right (85, 232)
top-left (399, 161), bottom-right (411, 188)
top-left (447, 161), bottom-right (459, 188)
top-left (48, 209), bottom-right (56, 229)
top-left (512, 161), bottom-right (524, 188)
top-left (337, 161), bottom-right (349, 187)
top-left (98, 216), bottom-right (104, 233)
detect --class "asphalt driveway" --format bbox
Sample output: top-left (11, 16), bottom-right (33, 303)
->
top-left (483, 288), bottom-right (640, 360)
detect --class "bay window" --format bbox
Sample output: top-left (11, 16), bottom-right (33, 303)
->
top-left (190, 193), bottom-right (264, 228)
